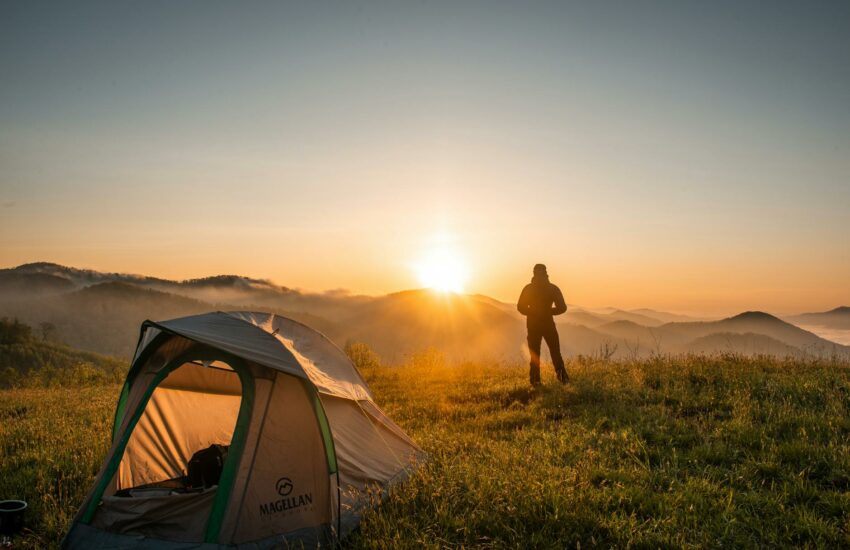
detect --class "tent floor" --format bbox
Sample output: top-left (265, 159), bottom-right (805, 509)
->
top-left (64, 522), bottom-right (334, 549)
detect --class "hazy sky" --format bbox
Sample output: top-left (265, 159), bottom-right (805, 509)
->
top-left (1, 1), bottom-right (848, 314)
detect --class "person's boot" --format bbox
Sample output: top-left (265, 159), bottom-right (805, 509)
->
top-left (530, 363), bottom-right (541, 387)
top-left (556, 367), bottom-right (569, 384)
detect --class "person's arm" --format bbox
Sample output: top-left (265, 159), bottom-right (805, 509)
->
top-left (517, 286), bottom-right (530, 316)
top-left (551, 286), bottom-right (567, 315)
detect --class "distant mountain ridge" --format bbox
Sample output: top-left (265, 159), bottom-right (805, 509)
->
top-left (789, 306), bottom-right (850, 330)
top-left (5, 262), bottom-right (174, 288)
top-left (660, 311), bottom-right (843, 355)
top-left (3, 262), bottom-right (293, 295)
top-left (1, 262), bottom-right (848, 361)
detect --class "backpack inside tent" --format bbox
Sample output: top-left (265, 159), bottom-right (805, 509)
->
top-left (63, 311), bottom-right (424, 548)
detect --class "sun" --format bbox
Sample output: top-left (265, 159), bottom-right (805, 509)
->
top-left (415, 247), bottom-right (469, 293)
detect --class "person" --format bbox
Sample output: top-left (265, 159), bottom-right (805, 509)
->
top-left (517, 263), bottom-right (568, 386)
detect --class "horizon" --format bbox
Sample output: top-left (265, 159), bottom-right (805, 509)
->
top-left (2, 259), bottom-right (847, 319)
top-left (2, 2), bottom-right (849, 316)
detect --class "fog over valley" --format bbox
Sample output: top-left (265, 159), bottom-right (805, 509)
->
top-left (2, 263), bottom-right (848, 362)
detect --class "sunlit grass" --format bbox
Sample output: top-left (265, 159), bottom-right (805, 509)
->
top-left (352, 355), bottom-right (850, 548)
top-left (0, 386), bottom-right (116, 548)
top-left (2, 355), bottom-right (850, 548)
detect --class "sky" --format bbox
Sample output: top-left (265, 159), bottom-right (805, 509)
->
top-left (1, 1), bottom-right (848, 315)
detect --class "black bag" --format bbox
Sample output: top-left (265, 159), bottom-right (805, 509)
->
top-left (186, 444), bottom-right (229, 489)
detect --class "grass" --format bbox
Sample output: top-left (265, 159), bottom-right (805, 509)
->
top-left (2, 355), bottom-right (850, 548)
top-left (0, 386), bottom-right (115, 548)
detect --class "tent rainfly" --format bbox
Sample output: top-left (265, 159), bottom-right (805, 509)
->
top-left (63, 311), bottom-right (424, 548)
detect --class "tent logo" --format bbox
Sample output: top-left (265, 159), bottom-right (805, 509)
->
top-left (276, 477), bottom-right (293, 497)
top-left (260, 477), bottom-right (313, 518)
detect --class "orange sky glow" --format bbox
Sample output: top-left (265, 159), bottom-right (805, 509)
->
top-left (1, 3), bottom-right (848, 316)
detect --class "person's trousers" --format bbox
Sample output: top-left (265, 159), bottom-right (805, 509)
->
top-left (527, 324), bottom-right (567, 384)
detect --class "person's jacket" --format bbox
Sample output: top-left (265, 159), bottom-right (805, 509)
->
top-left (517, 275), bottom-right (567, 329)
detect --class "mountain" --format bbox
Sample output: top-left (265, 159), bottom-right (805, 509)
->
top-left (561, 310), bottom-right (611, 327)
top-left (0, 282), bottom-right (214, 357)
top-left (660, 311), bottom-right (847, 356)
top-left (594, 320), bottom-right (688, 353)
top-left (629, 308), bottom-right (705, 323)
top-left (569, 311), bottom-right (850, 358)
top-left (0, 280), bottom-right (352, 359)
top-left (608, 310), bottom-right (667, 327)
top-left (789, 306), bottom-right (850, 330)
top-left (0, 271), bottom-right (74, 297)
top-left (2, 262), bottom-right (172, 291)
top-left (0, 262), bottom-right (370, 321)
top-left (337, 289), bottom-right (524, 362)
top-left (468, 294), bottom-right (522, 318)
top-left (561, 309), bottom-right (664, 328)
top-left (684, 332), bottom-right (802, 357)
top-left (1, 263), bottom-right (848, 361)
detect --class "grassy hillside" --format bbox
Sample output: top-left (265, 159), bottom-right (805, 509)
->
top-left (0, 318), bottom-right (125, 388)
top-left (1, 354), bottom-right (849, 548)
top-left (351, 356), bottom-right (850, 548)
top-left (0, 386), bottom-right (115, 546)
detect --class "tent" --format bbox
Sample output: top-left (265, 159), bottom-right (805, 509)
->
top-left (64, 311), bottom-right (424, 548)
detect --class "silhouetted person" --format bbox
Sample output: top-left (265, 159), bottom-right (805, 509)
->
top-left (517, 264), bottom-right (568, 386)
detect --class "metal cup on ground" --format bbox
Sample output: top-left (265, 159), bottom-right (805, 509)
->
top-left (0, 500), bottom-right (27, 547)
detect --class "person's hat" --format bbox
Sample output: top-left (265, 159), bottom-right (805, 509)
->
top-left (533, 263), bottom-right (547, 274)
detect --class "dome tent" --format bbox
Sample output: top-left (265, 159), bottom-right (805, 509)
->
top-left (64, 311), bottom-right (424, 548)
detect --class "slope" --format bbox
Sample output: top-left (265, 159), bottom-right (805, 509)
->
top-left (0, 318), bottom-right (125, 387)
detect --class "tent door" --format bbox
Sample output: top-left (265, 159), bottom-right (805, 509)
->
top-left (81, 346), bottom-right (254, 544)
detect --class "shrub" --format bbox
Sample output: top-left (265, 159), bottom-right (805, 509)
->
top-left (345, 341), bottom-right (382, 370)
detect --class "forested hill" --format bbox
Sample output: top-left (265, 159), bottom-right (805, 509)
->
top-left (0, 318), bottom-right (125, 387)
